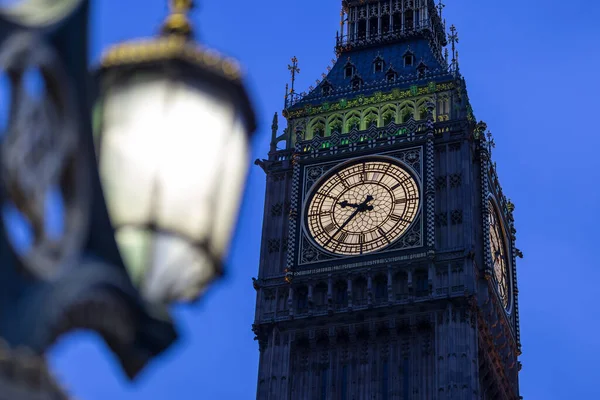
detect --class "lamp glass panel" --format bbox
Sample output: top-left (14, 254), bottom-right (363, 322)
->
top-left (0, 0), bottom-right (82, 27)
top-left (209, 115), bottom-right (248, 257)
top-left (142, 233), bottom-right (214, 303)
top-left (98, 72), bottom-right (249, 303)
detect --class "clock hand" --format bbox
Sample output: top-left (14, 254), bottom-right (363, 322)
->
top-left (357, 195), bottom-right (374, 212)
top-left (338, 195), bottom-right (375, 210)
top-left (338, 200), bottom-right (359, 209)
top-left (326, 195), bottom-right (374, 245)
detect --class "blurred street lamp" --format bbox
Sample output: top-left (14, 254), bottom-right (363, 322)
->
top-left (0, 0), bottom-right (256, 397)
top-left (95, 0), bottom-right (257, 305)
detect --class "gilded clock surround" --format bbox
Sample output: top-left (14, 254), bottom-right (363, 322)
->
top-left (303, 155), bottom-right (421, 258)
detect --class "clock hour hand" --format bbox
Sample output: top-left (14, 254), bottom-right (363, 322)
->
top-left (338, 195), bottom-right (375, 211)
top-left (338, 200), bottom-right (359, 209)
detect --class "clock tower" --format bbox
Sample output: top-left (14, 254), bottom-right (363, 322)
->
top-left (252, 1), bottom-right (522, 399)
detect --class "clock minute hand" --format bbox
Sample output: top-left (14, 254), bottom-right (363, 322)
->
top-left (326, 208), bottom-right (361, 246)
top-left (327, 195), bottom-right (375, 246)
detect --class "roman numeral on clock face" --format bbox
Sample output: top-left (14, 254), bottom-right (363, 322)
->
top-left (324, 223), bottom-right (336, 233)
top-left (390, 214), bottom-right (405, 223)
top-left (336, 231), bottom-right (348, 242)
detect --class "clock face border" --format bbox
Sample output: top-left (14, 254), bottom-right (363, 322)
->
top-left (301, 155), bottom-right (423, 258)
top-left (488, 197), bottom-right (513, 314)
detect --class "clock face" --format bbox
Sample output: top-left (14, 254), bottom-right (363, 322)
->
top-left (305, 158), bottom-right (420, 256)
top-left (488, 201), bottom-right (510, 310)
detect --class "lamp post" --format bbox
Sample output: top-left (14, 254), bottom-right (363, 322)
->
top-left (0, 0), bottom-right (256, 398)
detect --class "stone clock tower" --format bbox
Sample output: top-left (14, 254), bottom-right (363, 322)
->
top-left (252, 1), bottom-right (522, 399)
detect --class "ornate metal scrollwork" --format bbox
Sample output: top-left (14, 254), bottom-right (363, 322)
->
top-left (0, 32), bottom-right (90, 281)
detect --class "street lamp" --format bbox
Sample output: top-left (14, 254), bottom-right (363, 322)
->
top-left (95, 0), bottom-right (257, 304)
top-left (0, 0), bottom-right (257, 396)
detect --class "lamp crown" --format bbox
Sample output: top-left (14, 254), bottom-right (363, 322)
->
top-left (161, 0), bottom-right (195, 38)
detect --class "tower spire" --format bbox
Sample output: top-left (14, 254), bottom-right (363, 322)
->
top-left (437, 0), bottom-right (446, 20)
top-left (448, 24), bottom-right (459, 75)
top-left (287, 56), bottom-right (301, 96)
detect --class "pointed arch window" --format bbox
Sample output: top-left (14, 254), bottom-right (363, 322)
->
top-left (386, 67), bottom-right (398, 83)
top-left (364, 109), bottom-right (379, 128)
top-left (404, 51), bottom-right (415, 67)
top-left (418, 103), bottom-right (430, 120)
top-left (311, 121), bottom-right (325, 138)
top-left (334, 280), bottom-right (348, 309)
top-left (374, 274), bottom-right (387, 301)
top-left (351, 75), bottom-right (363, 91)
top-left (393, 271), bottom-right (408, 300)
top-left (437, 95), bottom-right (450, 119)
top-left (400, 104), bottom-right (415, 123)
top-left (277, 293), bottom-right (288, 312)
top-left (344, 62), bottom-right (356, 79)
top-left (405, 9), bottom-right (414, 31)
top-left (373, 56), bottom-right (385, 73)
top-left (417, 99), bottom-right (432, 120)
top-left (381, 13), bottom-right (391, 35)
top-left (352, 276), bottom-right (368, 306)
top-left (369, 16), bottom-right (379, 37)
top-left (392, 11), bottom-right (402, 32)
top-left (328, 116), bottom-right (343, 135)
top-left (415, 269), bottom-right (429, 297)
top-left (296, 286), bottom-right (308, 312)
top-left (321, 81), bottom-right (334, 96)
top-left (346, 115), bottom-right (361, 132)
top-left (417, 62), bottom-right (429, 78)
top-left (314, 282), bottom-right (328, 311)
top-left (315, 126), bottom-right (325, 138)
top-left (382, 109), bottom-right (395, 126)
top-left (357, 19), bottom-right (367, 39)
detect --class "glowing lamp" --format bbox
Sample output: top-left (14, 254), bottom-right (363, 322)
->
top-left (94, 1), bottom-right (256, 304)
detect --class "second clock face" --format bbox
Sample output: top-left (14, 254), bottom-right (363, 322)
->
top-left (305, 158), bottom-right (420, 256)
top-left (489, 201), bottom-right (510, 311)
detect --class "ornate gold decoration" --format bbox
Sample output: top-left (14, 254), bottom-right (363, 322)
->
top-left (100, 1), bottom-right (242, 82)
top-left (162, 0), bottom-right (194, 37)
top-left (285, 81), bottom-right (455, 119)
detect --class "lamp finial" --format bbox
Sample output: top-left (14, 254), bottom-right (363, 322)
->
top-left (161, 0), bottom-right (195, 38)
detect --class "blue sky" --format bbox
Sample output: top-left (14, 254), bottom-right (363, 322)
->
top-left (36, 0), bottom-right (600, 399)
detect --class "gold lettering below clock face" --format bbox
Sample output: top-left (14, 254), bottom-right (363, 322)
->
top-left (305, 158), bottom-right (420, 256)
top-left (489, 201), bottom-right (510, 310)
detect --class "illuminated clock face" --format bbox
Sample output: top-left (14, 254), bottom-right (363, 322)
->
top-left (489, 201), bottom-right (510, 310)
top-left (305, 158), bottom-right (420, 256)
